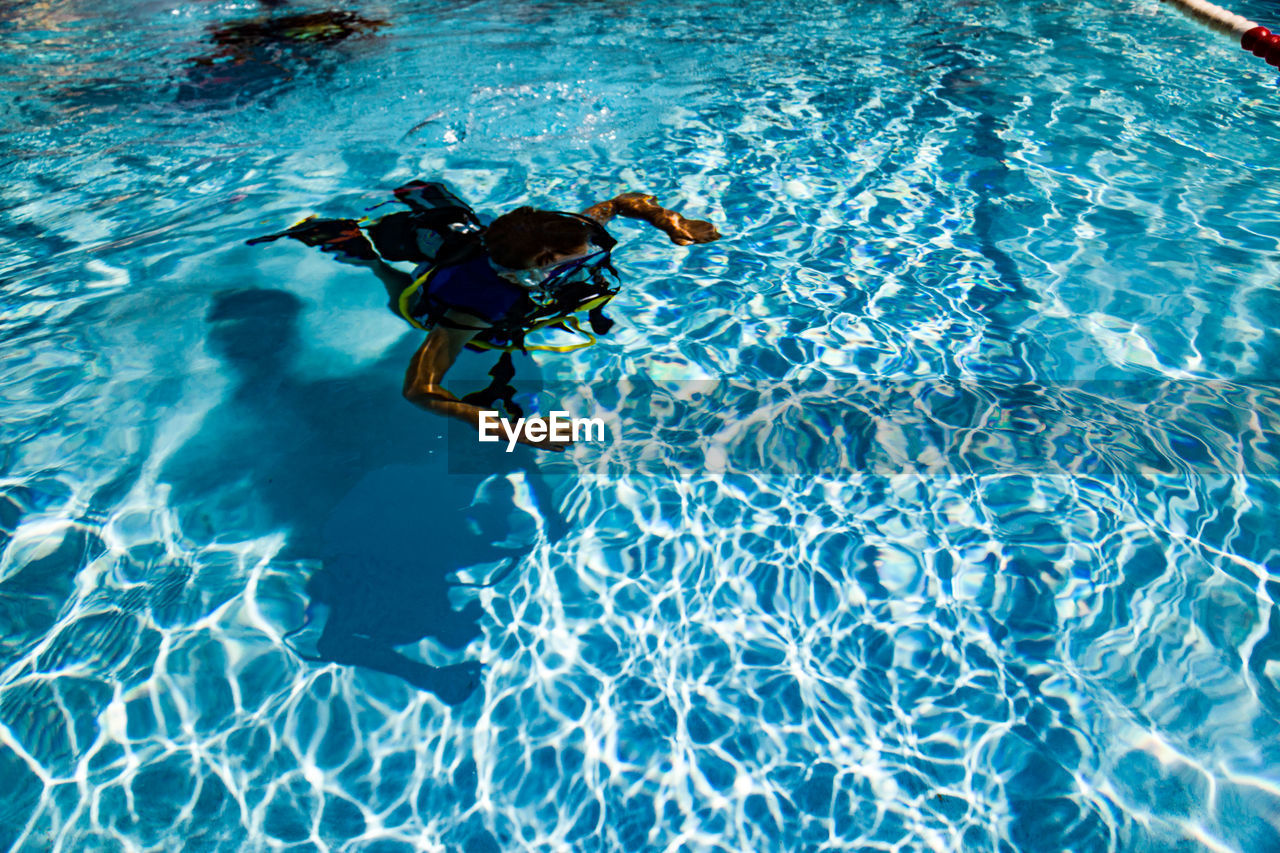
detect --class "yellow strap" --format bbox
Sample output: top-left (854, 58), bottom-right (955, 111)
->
top-left (523, 294), bottom-right (612, 332)
top-left (573, 293), bottom-right (616, 314)
top-left (396, 265), bottom-right (436, 331)
top-left (318, 212), bottom-right (618, 351)
top-left (401, 270), bottom-right (615, 353)
top-left (469, 314), bottom-right (602, 353)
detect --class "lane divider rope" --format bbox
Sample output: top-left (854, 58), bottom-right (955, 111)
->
top-left (1157, 0), bottom-right (1280, 67)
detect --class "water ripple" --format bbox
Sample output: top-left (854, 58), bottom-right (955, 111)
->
top-left (2, 0), bottom-right (1280, 850)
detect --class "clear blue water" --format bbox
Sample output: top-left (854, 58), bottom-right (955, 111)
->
top-left (3, 0), bottom-right (1280, 850)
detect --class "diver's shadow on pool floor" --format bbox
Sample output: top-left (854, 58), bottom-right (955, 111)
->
top-left (161, 288), bottom-right (563, 704)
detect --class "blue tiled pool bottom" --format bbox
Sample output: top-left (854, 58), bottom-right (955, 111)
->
top-left (2, 0), bottom-right (1280, 849)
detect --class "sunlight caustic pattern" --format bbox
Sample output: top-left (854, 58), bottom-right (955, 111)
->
top-left (1, 0), bottom-right (1279, 850)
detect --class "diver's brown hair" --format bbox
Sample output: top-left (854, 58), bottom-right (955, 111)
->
top-left (483, 207), bottom-right (594, 269)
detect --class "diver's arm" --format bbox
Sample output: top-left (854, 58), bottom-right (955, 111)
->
top-left (582, 193), bottom-right (721, 245)
top-left (402, 315), bottom-right (482, 417)
top-left (580, 198), bottom-right (621, 224)
top-left (402, 313), bottom-right (568, 452)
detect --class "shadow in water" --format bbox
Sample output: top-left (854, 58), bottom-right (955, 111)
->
top-left (161, 288), bottom-right (562, 704)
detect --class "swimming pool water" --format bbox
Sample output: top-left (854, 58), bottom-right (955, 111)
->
top-left (2, 0), bottom-right (1279, 850)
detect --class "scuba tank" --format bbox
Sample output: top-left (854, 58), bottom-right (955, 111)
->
top-left (363, 180), bottom-right (485, 265)
top-left (247, 180), bottom-right (620, 353)
top-left (245, 179), bottom-right (484, 266)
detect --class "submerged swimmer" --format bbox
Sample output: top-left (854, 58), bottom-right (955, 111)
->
top-left (251, 187), bottom-right (721, 450)
top-left (401, 194), bottom-right (719, 451)
top-left (181, 10), bottom-right (387, 103)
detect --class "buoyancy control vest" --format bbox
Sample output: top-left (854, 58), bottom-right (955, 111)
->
top-left (370, 181), bottom-right (621, 353)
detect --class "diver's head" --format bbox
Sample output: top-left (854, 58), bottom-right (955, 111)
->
top-left (483, 206), bottom-right (597, 271)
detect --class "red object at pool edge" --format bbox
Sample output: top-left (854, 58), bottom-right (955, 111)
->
top-left (1242, 26), bottom-right (1270, 53)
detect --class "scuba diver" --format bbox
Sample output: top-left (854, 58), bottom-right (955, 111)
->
top-left (249, 183), bottom-right (721, 450)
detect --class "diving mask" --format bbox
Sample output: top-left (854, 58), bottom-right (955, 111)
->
top-left (495, 244), bottom-right (608, 299)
